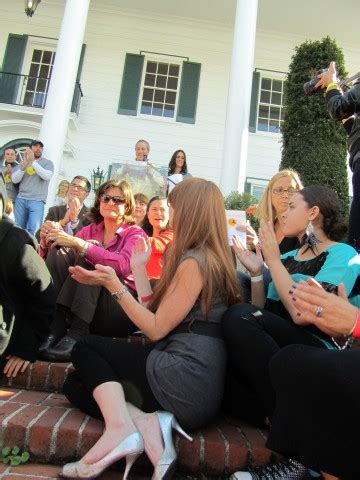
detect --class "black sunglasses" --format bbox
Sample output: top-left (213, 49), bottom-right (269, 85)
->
top-left (100, 193), bottom-right (127, 205)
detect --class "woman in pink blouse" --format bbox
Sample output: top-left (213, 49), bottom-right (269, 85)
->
top-left (39, 179), bottom-right (147, 362)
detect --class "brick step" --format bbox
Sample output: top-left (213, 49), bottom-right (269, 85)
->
top-left (0, 387), bottom-right (271, 477)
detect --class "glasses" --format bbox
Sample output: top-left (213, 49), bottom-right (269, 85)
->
top-left (100, 194), bottom-right (126, 205)
top-left (272, 187), bottom-right (299, 196)
top-left (70, 183), bottom-right (88, 192)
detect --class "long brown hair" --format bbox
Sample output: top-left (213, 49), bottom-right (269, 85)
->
top-left (89, 179), bottom-right (135, 224)
top-left (149, 178), bottom-right (240, 314)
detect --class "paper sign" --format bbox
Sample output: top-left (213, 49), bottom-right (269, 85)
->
top-left (225, 210), bottom-right (247, 246)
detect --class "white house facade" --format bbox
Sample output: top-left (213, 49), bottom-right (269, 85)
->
top-left (0, 0), bottom-right (358, 205)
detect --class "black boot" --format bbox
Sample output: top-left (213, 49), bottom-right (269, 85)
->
top-left (39, 306), bottom-right (69, 359)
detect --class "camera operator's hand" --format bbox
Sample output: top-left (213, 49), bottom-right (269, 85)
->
top-left (315, 61), bottom-right (337, 89)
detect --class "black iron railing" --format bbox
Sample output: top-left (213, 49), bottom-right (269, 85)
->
top-left (0, 71), bottom-right (83, 115)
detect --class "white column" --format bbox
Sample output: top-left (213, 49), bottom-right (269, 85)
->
top-left (220, 0), bottom-right (258, 195)
top-left (39, 0), bottom-right (90, 207)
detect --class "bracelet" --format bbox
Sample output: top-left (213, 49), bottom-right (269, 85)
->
top-left (139, 294), bottom-right (153, 303)
top-left (111, 285), bottom-right (128, 302)
top-left (326, 82), bottom-right (339, 93)
top-left (250, 274), bottom-right (263, 283)
top-left (79, 242), bottom-right (90, 258)
top-left (350, 310), bottom-right (360, 338)
top-left (70, 218), bottom-right (79, 225)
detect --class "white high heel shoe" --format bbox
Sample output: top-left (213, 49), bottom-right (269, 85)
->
top-left (152, 411), bottom-right (193, 480)
top-left (60, 431), bottom-right (144, 479)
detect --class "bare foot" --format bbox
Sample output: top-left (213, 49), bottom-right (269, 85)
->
top-left (81, 425), bottom-right (137, 464)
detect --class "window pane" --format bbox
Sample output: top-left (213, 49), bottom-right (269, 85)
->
top-left (140, 102), bottom-right (152, 115)
top-left (155, 76), bottom-right (166, 88)
top-left (26, 77), bottom-right (36, 91)
top-left (154, 90), bottom-right (165, 102)
top-left (273, 80), bottom-right (282, 92)
top-left (32, 49), bottom-right (42, 62)
top-left (147, 62), bottom-right (157, 74)
top-left (24, 92), bottom-right (34, 105)
top-left (143, 88), bottom-right (153, 101)
top-left (169, 64), bottom-right (179, 76)
top-left (165, 91), bottom-right (176, 104)
top-left (152, 103), bottom-right (163, 116)
top-left (42, 50), bottom-right (52, 64)
top-left (270, 106), bottom-right (280, 120)
top-left (258, 105), bottom-right (269, 118)
top-left (164, 104), bottom-right (175, 118)
top-left (33, 92), bottom-right (46, 107)
top-left (157, 63), bottom-right (168, 75)
top-left (257, 120), bottom-right (268, 132)
top-left (269, 120), bottom-right (280, 133)
top-left (145, 74), bottom-right (155, 87)
top-left (167, 77), bottom-right (178, 90)
top-left (260, 90), bottom-right (270, 104)
top-left (37, 78), bottom-right (47, 92)
top-left (271, 91), bottom-right (282, 105)
top-left (29, 63), bottom-right (39, 77)
top-left (40, 65), bottom-right (50, 78)
top-left (261, 78), bottom-right (271, 90)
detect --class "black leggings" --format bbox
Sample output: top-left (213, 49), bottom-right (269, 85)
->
top-left (63, 335), bottom-right (161, 419)
top-left (222, 303), bottom-right (329, 423)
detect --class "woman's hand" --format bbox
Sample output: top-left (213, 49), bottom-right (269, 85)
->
top-left (290, 278), bottom-right (357, 336)
top-left (315, 61), bottom-right (337, 89)
top-left (258, 219), bottom-right (281, 267)
top-left (236, 224), bottom-right (259, 250)
top-left (69, 264), bottom-right (121, 292)
top-left (3, 356), bottom-right (30, 378)
top-left (130, 237), bottom-right (151, 271)
top-left (47, 229), bottom-right (84, 251)
top-left (232, 235), bottom-right (263, 275)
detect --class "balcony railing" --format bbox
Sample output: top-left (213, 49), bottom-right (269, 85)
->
top-left (0, 71), bottom-right (83, 115)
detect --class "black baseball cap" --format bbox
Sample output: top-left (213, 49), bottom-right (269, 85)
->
top-left (30, 140), bottom-right (44, 147)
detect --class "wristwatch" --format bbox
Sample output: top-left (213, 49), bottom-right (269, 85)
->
top-left (111, 285), bottom-right (128, 302)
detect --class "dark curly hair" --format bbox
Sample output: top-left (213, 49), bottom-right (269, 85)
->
top-left (89, 179), bottom-right (135, 224)
top-left (168, 149), bottom-right (188, 175)
top-left (300, 185), bottom-right (347, 241)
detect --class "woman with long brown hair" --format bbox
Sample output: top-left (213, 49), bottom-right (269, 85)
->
top-left (60, 178), bottom-right (240, 479)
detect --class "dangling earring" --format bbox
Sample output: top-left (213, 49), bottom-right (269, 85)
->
top-left (303, 221), bottom-right (322, 253)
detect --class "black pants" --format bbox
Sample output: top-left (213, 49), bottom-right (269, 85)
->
top-left (348, 158), bottom-right (360, 251)
top-left (63, 335), bottom-right (161, 419)
top-left (222, 303), bottom-right (328, 423)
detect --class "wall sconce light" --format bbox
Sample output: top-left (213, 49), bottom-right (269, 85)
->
top-left (25, 0), bottom-right (41, 17)
top-left (91, 166), bottom-right (105, 193)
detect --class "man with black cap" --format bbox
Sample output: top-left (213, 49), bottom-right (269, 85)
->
top-left (12, 140), bottom-right (54, 235)
top-left (0, 172), bottom-right (55, 378)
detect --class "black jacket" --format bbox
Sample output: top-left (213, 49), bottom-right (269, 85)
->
top-left (35, 204), bottom-right (90, 241)
top-left (326, 79), bottom-right (360, 170)
top-left (0, 217), bottom-right (55, 362)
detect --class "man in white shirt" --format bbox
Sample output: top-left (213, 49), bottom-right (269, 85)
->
top-left (12, 140), bottom-right (54, 235)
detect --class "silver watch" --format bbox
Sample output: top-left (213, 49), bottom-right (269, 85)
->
top-left (111, 286), bottom-right (128, 301)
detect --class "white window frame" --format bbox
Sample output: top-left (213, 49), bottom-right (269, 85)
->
top-left (246, 177), bottom-right (269, 200)
top-left (137, 54), bottom-right (182, 123)
top-left (256, 73), bottom-right (286, 136)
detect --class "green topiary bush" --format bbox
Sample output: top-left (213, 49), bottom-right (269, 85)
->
top-left (280, 36), bottom-right (349, 215)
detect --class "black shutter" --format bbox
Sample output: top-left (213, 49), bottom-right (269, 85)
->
top-left (71, 44), bottom-right (86, 114)
top-left (0, 34), bottom-right (27, 104)
top-left (176, 61), bottom-right (201, 124)
top-left (249, 71), bottom-right (261, 133)
top-left (118, 53), bottom-right (144, 115)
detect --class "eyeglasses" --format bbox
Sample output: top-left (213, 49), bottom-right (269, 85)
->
top-left (100, 194), bottom-right (126, 205)
top-left (272, 187), bottom-right (299, 196)
top-left (70, 183), bottom-right (88, 192)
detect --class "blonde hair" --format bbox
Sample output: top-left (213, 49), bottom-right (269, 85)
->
top-left (149, 178), bottom-right (240, 314)
top-left (256, 169), bottom-right (303, 225)
top-left (56, 180), bottom-right (70, 195)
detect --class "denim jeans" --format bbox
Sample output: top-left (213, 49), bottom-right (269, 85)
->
top-left (14, 197), bottom-right (44, 235)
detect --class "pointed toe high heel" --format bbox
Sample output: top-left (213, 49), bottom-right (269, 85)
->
top-left (152, 411), bottom-right (192, 480)
top-left (59, 431), bottom-right (144, 479)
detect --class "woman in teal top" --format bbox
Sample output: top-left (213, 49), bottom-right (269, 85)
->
top-left (223, 185), bottom-right (358, 426)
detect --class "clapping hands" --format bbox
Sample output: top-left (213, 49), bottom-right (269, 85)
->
top-left (232, 235), bottom-right (263, 275)
top-left (130, 237), bottom-right (151, 271)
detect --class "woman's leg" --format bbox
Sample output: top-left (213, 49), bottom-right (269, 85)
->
top-left (223, 303), bottom-right (327, 419)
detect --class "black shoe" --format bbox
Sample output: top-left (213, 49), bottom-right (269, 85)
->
top-left (39, 334), bottom-right (61, 357)
top-left (41, 336), bottom-right (78, 363)
top-left (230, 458), bottom-right (310, 479)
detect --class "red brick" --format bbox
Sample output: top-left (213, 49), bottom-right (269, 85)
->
top-left (41, 393), bottom-right (72, 408)
top-left (29, 407), bottom-right (67, 460)
top-left (29, 361), bottom-right (51, 390)
top-left (9, 463), bottom-right (61, 476)
top-left (176, 431), bottom-right (202, 474)
top-left (78, 416), bottom-right (104, 458)
top-left (202, 424), bottom-right (226, 475)
top-left (0, 388), bottom-right (21, 402)
top-left (7, 391), bottom-right (49, 405)
top-left (0, 464), bottom-right (8, 472)
top-left (239, 423), bottom-right (271, 467)
top-left (0, 401), bottom-right (26, 427)
top-left (55, 409), bottom-right (87, 459)
top-left (3, 405), bottom-right (48, 448)
top-left (47, 363), bottom-right (71, 393)
top-left (218, 423), bottom-right (249, 472)
top-left (3, 476), bottom-right (53, 480)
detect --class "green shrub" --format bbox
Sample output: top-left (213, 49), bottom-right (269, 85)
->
top-left (280, 36), bottom-right (349, 215)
